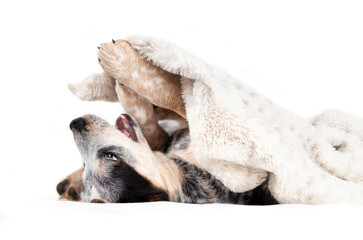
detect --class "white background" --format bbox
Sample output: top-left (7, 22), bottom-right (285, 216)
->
top-left (0, 0), bottom-right (362, 239)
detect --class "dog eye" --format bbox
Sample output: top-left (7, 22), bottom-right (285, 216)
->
top-left (104, 152), bottom-right (118, 161)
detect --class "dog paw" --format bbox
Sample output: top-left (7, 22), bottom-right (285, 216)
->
top-left (68, 72), bottom-right (118, 102)
top-left (57, 168), bottom-right (83, 201)
top-left (97, 39), bottom-right (137, 85)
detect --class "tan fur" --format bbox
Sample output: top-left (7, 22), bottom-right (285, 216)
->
top-left (131, 151), bottom-right (184, 201)
top-left (90, 198), bottom-right (108, 203)
top-left (96, 160), bottom-right (106, 175)
top-left (167, 148), bottom-right (198, 167)
top-left (147, 194), bottom-right (168, 202)
top-left (98, 40), bottom-right (186, 118)
top-left (154, 107), bottom-right (185, 121)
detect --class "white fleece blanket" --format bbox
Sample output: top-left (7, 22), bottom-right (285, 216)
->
top-left (125, 36), bottom-right (363, 204)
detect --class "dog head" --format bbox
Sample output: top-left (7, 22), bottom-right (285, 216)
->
top-left (70, 114), bottom-right (168, 203)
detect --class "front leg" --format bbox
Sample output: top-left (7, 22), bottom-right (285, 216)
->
top-left (57, 168), bottom-right (83, 201)
top-left (98, 39), bottom-right (186, 118)
top-left (116, 83), bottom-right (170, 151)
top-left (68, 72), bottom-right (118, 102)
top-left (57, 168), bottom-right (110, 203)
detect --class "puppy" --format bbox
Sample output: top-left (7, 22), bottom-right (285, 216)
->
top-left (58, 39), bottom-right (277, 204)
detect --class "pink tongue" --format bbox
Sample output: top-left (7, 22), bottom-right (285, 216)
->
top-left (116, 115), bottom-right (132, 139)
top-left (115, 114), bottom-right (138, 142)
top-left (121, 129), bottom-right (130, 138)
top-left (115, 117), bottom-right (123, 131)
top-left (121, 115), bottom-right (130, 125)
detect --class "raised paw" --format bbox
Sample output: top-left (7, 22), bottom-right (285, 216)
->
top-left (98, 39), bottom-right (186, 118)
top-left (56, 168), bottom-right (83, 201)
top-left (97, 39), bottom-right (136, 85)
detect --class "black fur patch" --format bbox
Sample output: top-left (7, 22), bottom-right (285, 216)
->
top-left (171, 158), bottom-right (277, 205)
top-left (97, 161), bottom-right (168, 203)
top-left (171, 158), bottom-right (212, 203)
top-left (243, 178), bottom-right (278, 205)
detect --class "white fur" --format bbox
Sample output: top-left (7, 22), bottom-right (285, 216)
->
top-left (68, 72), bottom-right (118, 102)
top-left (126, 35), bottom-right (363, 203)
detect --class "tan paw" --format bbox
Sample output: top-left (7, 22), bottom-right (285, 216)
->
top-left (97, 39), bottom-right (136, 85)
top-left (57, 168), bottom-right (83, 201)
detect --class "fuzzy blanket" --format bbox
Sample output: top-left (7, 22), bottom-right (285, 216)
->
top-left (124, 36), bottom-right (363, 204)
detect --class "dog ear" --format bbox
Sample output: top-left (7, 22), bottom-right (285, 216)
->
top-left (68, 72), bottom-right (118, 102)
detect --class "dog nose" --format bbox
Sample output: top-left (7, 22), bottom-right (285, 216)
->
top-left (70, 117), bottom-right (86, 131)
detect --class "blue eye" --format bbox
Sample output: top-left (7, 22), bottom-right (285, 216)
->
top-left (104, 152), bottom-right (118, 161)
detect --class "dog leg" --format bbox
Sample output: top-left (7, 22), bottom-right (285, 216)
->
top-left (57, 168), bottom-right (83, 201)
top-left (154, 107), bottom-right (185, 121)
top-left (68, 72), bottom-right (118, 102)
top-left (116, 83), bottom-right (170, 151)
top-left (98, 39), bottom-right (186, 118)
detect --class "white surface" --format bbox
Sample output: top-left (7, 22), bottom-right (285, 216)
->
top-left (0, 0), bottom-right (362, 239)
top-left (1, 201), bottom-right (362, 240)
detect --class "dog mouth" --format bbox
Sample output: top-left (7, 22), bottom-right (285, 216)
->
top-left (116, 114), bottom-right (138, 142)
